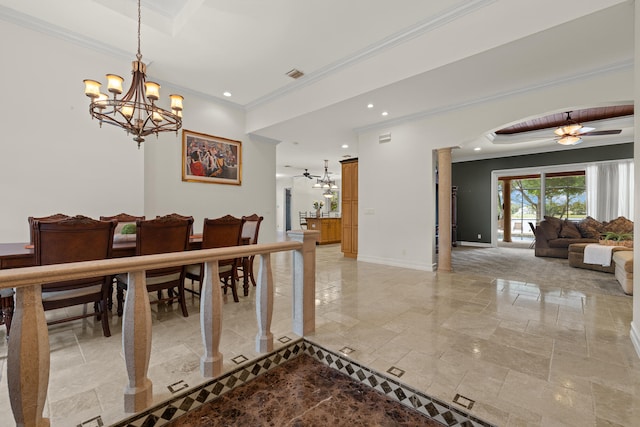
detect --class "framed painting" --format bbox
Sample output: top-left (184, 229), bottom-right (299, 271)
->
top-left (182, 130), bottom-right (241, 185)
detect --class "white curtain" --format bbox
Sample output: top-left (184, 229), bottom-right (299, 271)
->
top-left (586, 159), bottom-right (634, 221)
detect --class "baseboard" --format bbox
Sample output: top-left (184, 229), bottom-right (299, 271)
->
top-left (357, 255), bottom-right (435, 271)
top-left (457, 241), bottom-right (492, 248)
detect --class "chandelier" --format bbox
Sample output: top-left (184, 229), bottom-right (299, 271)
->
top-left (83, 0), bottom-right (183, 148)
top-left (313, 160), bottom-right (338, 198)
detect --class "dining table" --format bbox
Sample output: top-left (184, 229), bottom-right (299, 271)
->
top-left (0, 234), bottom-right (254, 295)
top-left (0, 235), bottom-right (203, 269)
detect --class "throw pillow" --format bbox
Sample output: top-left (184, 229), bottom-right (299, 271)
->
top-left (543, 216), bottom-right (563, 235)
top-left (576, 216), bottom-right (604, 239)
top-left (120, 223), bottom-right (136, 234)
top-left (539, 221), bottom-right (560, 240)
top-left (602, 216), bottom-right (634, 234)
top-left (559, 220), bottom-right (581, 238)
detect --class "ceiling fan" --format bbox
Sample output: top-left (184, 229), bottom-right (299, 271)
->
top-left (553, 111), bottom-right (622, 145)
top-left (294, 169), bottom-right (320, 179)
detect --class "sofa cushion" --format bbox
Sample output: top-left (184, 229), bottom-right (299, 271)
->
top-left (547, 238), bottom-right (595, 248)
top-left (613, 251), bottom-right (633, 273)
top-left (544, 216), bottom-right (563, 233)
top-left (540, 221), bottom-right (560, 240)
top-left (576, 216), bottom-right (605, 239)
top-left (559, 220), bottom-right (581, 238)
top-left (603, 216), bottom-right (634, 234)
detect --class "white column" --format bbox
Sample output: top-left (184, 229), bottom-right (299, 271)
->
top-left (8, 285), bottom-right (50, 427)
top-left (122, 270), bottom-right (153, 413)
top-left (200, 261), bottom-right (223, 377)
top-left (255, 253), bottom-right (273, 352)
top-left (288, 230), bottom-right (318, 336)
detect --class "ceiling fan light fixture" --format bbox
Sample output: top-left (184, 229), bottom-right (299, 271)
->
top-left (554, 123), bottom-right (582, 136)
top-left (557, 135), bottom-right (582, 145)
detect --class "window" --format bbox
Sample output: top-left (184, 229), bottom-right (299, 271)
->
top-left (543, 172), bottom-right (586, 220)
top-left (498, 171), bottom-right (585, 241)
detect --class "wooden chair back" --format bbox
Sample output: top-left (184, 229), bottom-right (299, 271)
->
top-left (241, 214), bottom-right (263, 245)
top-left (201, 215), bottom-right (245, 255)
top-left (299, 211), bottom-right (308, 229)
top-left (136, 214), bottom-right (194, 278)
top-left (35, 215), bottom-right (116, 281)
top-left (33, 215), bottom-right (116, 336)
top-left (28, 213), bottom-right (70, 244)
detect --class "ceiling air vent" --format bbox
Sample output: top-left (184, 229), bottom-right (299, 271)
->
top-left (286, 69), bottom-right (304, 79)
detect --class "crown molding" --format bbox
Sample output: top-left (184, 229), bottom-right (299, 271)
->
top-left (0, 4), bottom-right (133, 61)
top-left (355, 58), bottom-right (634, 135)
top-left (245, 0), bottom-right (497, 110)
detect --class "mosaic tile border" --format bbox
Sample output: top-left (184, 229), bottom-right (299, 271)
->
top-left (304, 342), bottom-right (495, 427)
top-left (109, 339), bottom-right (495, 427)
top-left (110, 340), bottom-right (305, 427)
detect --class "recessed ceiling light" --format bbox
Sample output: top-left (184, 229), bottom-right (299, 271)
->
top-left (381, 111), bottom-right (388, 116)
top-left (223, 91), bottom-right (232, 97)
top-left (341, 144), bottom-right (349, 148)
top-left (474, 147), bottom-right (482, 151)
top-left (367, 103), bottom-right (374, 109)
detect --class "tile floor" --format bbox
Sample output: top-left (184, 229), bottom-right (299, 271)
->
top-left (1, 243), bottom-right (640, 426)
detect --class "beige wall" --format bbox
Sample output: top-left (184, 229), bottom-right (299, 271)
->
top-left (0, 19), bottom-right (277, 243)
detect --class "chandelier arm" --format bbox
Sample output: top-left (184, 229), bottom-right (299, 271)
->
top-left (83, 0), bottom-right (183, 146)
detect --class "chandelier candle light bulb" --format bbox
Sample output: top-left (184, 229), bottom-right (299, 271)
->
top-left (314, 160), bottom-right (337, 198)
top-left (82, 0), bottom-right (183, 148)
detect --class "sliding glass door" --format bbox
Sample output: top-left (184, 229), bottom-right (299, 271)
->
top-left (498, 171), bottom-right (585, 242)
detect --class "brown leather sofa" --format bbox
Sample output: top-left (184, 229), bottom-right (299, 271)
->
top-left (534, 216), bottom-right (598, 258)
top-left (535, 215), bottom-right (633, 259)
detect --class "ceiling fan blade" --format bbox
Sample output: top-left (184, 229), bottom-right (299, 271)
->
top-left (574, 126), bottom-right (595, 135)
top-left (580, 129), bottom-right (622, 136)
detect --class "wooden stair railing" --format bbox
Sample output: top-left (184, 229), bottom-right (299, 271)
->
top-left (0, 230), bottom-right (318, 426)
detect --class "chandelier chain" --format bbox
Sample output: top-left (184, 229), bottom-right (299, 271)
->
top-left (82, 0), bottom-right (184, 147)
top-left (136, 0), bottom-right (142, 61)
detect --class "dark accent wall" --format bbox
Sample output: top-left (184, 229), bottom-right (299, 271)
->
top-left (451, 143), bottom-right (633, 244)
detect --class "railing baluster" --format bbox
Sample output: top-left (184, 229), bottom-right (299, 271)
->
top-left (0, 239), bottom-right (311, 422)
top-left (200, 261), bottom-right (223, 377)
top-left (289, 230), bottom-right (317, 336)
top-left (8, 285), bottom-right (50, 427)
top-left (122, 270), bottom-right (153, 412)
top-left (255, 253), bottom-right (273, 352)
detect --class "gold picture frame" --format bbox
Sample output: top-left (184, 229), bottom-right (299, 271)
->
top-left (182, 129), bottom-right (241, 185)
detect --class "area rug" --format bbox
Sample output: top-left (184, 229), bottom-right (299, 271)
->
top-left (451, 245), bottom-right (628, 297)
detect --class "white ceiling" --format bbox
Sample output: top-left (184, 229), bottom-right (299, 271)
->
top-left (0, 0), bottom-right (634, 178)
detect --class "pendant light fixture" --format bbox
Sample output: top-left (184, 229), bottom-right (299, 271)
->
top-left (83, 0), bottom-right (183, 148)
top-left (313, 160), bottom-right (339, 198)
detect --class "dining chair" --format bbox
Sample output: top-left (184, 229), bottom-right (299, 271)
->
top-left (28, 213), bottom-right (70, 244)
top-left (100, 213), bottom-right (146, 243)
top-left (528, 221), bottom-right (536, 249)
top-left (158, 213), bottom-right (195, 235)
top-left (33, 215), bottom-right (116, 337)
top-left (237, 214), bottom-right (264, 290)
top-left (100, 213), bottom-right (146, 309)
top-left (115, 214), bottom-right (193, 317)
top-left (299, 211), bottom-right (308, 229)
top-left (185, 215), bottom-right (245, 302)
top-left (0, 288), bottom-right (15, 339)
